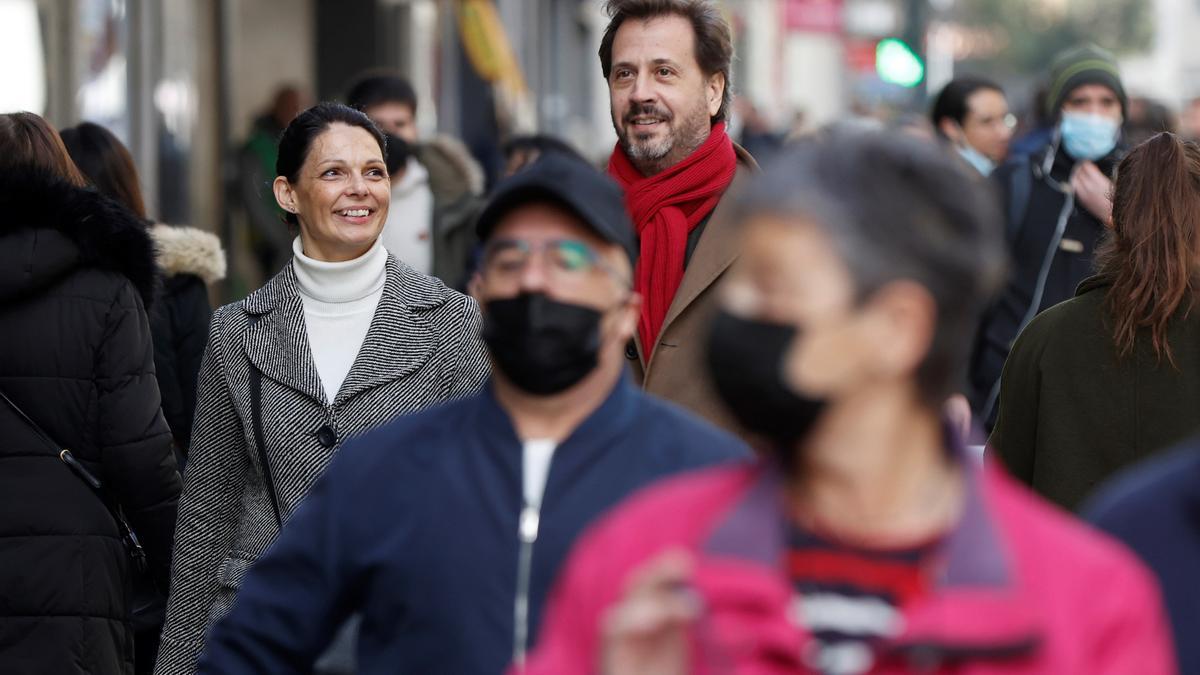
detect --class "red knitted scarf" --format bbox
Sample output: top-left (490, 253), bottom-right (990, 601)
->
top-left (608, 122), bottom-right (736, 353)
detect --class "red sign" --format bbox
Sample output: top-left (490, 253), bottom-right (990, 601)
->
top-left (784, 0), bottom-right (844, 33)
top-left (845, 38), bottom-right (878, 72)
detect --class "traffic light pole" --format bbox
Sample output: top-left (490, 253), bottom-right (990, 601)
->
top-left (902, 0), bottom-right (929, 103)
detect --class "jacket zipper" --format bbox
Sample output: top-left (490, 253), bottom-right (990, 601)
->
top-left (512, 502), bottom-right (540, 671)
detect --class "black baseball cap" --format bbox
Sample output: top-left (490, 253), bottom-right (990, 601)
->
top-left (475, 153), bottom-right (637, 265)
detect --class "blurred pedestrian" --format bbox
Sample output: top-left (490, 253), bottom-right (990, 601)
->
top-left (347, 71), bottom-right (485, 287)
top-left (501, 133), bottom-right (587, 178)
top-left (154, 103), bottom-right (489, 675)
top-left (735, 98), bottom-right (784, 165)
top-left (522, 132), bottom-right (1174, 675)
top-left (930, 76), bottom-right (1015, 176)
top-left (601, 0), bottom-right (758, 436)
top-left (969, 45), bottom-right (1129, 428)
top-left (1085, 438), bottom-right (1200, 675)
top-left (0, 112), bottom-right (182, 675)
top-left (238, 84), bottom-right (306, 278)
top-left (1124, 96), bottom-right (1177, 147)
top-left (61, 122), bottom-right (227, 463)
top-left (59, 120), bottom-right (223, 673)
top-left (194, 154), bottom-right (747, 674)
top-left (990, 132), bottom-right (1200, 510)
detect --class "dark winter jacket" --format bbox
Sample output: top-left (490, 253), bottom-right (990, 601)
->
top-left (989, 275), bottom-right (1200, 510)
top-left (1085, 441), bottom-right (1200, 675)
top-left (416, 135), bottom-right (485, 288)
top-left (0, 168), bottom-right (182, 674)
top-left (969, 139), bottom-right (1124, 427)
top-left (148, 224), bottom-right (226, 454)
top-left (196, 375), bottom-right (748, 675)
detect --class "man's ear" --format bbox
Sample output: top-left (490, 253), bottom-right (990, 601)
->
top-left (467, 273), bottom-right (484, 303)
top-left (864, 280), bottom-right (936, 381)
top-left (937, 118), bottom-right (962, 144)
top-left (707, 72), bottom-right (725, 119)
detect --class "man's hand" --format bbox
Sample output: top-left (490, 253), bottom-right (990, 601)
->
top-left (1071, 161), bottom-right (1114, 227)
top-left (601, 550), bottom-right (698, 675)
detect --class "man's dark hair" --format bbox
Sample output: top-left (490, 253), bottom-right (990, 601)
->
top-left (276, 102), bottom-right (387, 226)
top-left (929, 76), bottom-right (1004, 137)
top-left (501, 134), bottom-right (586, 164)
top-left (346, 72), bottom-right (418, 116)
top-left (599, 0), bottom-right (733, 122)
top-left (740, 131), bottom-right (1008, 404)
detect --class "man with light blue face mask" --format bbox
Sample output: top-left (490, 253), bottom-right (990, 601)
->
top-left (931, 76), bottom-right (1016, 177)
top-left (968, 44), bottom-right (1127, 430)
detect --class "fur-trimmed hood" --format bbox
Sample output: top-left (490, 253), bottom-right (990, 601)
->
top-left (0, 167), bottom-right (158, 307)
top-left (151, 223), bottom-right (226, 284)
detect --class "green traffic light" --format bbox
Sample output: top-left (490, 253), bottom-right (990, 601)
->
top-left (876, 38), bottom-right (924, 88)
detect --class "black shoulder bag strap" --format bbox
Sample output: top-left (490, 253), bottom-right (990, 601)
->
top-left (247, 314), bottom-right (283, 531)
top-left (0, 385), bottom-right (148, 574)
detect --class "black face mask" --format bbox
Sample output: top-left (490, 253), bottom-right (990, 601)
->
top-left (706, 310), bottom-right (828, 449)
top-left (483, 293), bottom-right (604, 396)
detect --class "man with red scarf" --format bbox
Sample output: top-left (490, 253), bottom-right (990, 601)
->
top-left (601, 0), bottom-right (758, 434)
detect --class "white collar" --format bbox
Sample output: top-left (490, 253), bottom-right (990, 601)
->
top-left (291, 236), bottom-right (387, 304)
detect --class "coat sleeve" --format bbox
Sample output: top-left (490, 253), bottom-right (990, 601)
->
top-left (195, 438), bottom-right (371, 674)
top-left (444, 295), bottom-right (491, 400)
top-left (96, 281), bottom-right (182, 588)
top-left (1083, 552), bottom-right (1177, 675)
top-left (171, 276), bottom-right (214, 452)
top-left (155, 307), bottom-right (251, 675)
top-left (986, 326), bottom-right (1041, 485)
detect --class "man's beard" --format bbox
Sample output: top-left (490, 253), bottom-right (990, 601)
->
top-left (616, 100), bottom-right (712, 173)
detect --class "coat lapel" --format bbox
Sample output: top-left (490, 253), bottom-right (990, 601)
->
top-left (242, 264), bottom-right (327, 405)
top-left (334, 257), bottom-right (435, 405)
top-left (645, 147), bottom-right (757, 368)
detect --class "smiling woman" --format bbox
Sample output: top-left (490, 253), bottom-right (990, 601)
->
top-left (154, 103), bottom-right (490, 675)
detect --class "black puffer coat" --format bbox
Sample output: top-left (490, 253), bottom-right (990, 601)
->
top-left (0, 168), bottom-right (182, 674)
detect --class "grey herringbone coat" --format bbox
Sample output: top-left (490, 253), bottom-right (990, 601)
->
top-left (154, 255), bottom-right (489, 674)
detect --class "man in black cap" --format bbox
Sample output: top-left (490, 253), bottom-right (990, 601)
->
top-left (969, 44), bottom-right (1128, 429)
top-left (194, 154), bottom-right (747, 675)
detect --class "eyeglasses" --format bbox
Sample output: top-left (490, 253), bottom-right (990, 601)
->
top-left (481, 238), bottom-right (628, 287)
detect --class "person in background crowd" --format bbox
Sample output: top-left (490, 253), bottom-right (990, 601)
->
top-left (347, 71), bottom-right (485, 288)
top-left (239, 84), bottom-right (306, 278)
top-left (155, 103), bottom-right (489, 675)
top-left (969, 44), bottom-right (1129, 429)
top-left (1181, 97), bottom-right (1200, 141)
top-left (891, 112), bottom-right (937, 143)
top-left (59, 120), bottom-right (224, 673)
top-left (195, 154), bottom-right (747, 675)
top-left (736, 98), bottom-right (785, 165)
top-left (61, 122), bottom-right (227, 462)
top-left (501, 133), bottom-right (587, 178)
top-left (601, 0), bottom-right (758, 436)
top-left (930, 76), bottom-right (1015, 176)
top-left (521, 131), bottom-right (1176, 675)
top-left (991, 133), bottom-right (1200, 510)
top-left (1124, 96), bottom-right (1178, 147)
top-left (1007, 83), bottom-right (1055, 160)
top-left (0, 112), bottom-right (182, 675)
top-left (1085, 437), bottom-right (1200, 675)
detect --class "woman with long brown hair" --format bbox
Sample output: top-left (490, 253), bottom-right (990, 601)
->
top-left (991, 131), bottom-right (1200, 510)
top-left (0, 112), bottom-right (181, 673)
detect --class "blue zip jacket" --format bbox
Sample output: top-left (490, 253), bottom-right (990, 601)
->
top-left (197, 375), bottom-right (748, 674)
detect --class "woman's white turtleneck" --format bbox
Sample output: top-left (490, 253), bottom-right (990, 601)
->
top-left (292, 236), bottom-right (387, 403)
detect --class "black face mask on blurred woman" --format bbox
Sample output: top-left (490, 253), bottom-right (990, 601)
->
top-left (706, 310), bottom-right (828, 449)
top-left (483, 292), bottom-right (603, 395)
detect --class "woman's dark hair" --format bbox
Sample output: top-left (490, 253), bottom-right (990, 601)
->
top-left (0, 112), bottom-right (88, 187)
top-left (599, 0), bottom-right (733, 122)
top-left (1096, 132), bottom-right (1200, 365)
top-left (740, 130), bottom-right (1007, 405)
top-left (60, 122), bottom-right (148, 220)
top-left (929, 76), bottom-right (1004, 137)
top-left (275, 102), bottom-right (387, 225)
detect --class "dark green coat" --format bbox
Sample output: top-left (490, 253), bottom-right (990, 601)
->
top-left (989, 276), bottom-right (1200, 510)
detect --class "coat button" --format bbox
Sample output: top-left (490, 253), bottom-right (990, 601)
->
top-left (315, 424), bottom-right (337, 448)
top-left (624, 341), bottom-right (639, 361)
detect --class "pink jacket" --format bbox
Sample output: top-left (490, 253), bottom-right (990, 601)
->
top-left (521, 460), bottom-right (1176, 674)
